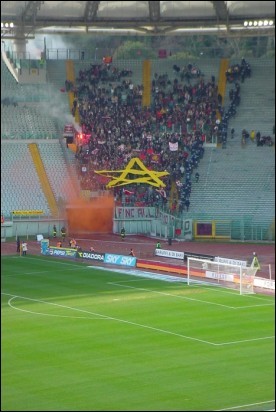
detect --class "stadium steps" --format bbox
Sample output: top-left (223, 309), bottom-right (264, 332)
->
top-left (28, 143), bottom-right (59, 217)
top-left (37, 140), bottom-right (79, 204)
top-left (1, 141), bottom-right (51, 216)
top-left (224, 58), bottom-right (275, 137)
top-left (187, 144), bottom-right (275, 225)
top-left (46, 60), bottom-right (70, 128)
top-left (186, 57), bottom-right (275, 226)
top-left (1, 104), bottom-right (59, 139)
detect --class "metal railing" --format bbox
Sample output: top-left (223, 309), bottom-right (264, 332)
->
top-left (1, 210), bottom-right (274, 242)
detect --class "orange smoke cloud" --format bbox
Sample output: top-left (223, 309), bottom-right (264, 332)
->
top-left (66, 195), bottom-right (114, 234)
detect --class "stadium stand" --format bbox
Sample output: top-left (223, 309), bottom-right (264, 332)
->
top-left (1, 54), bottom-right (275, 233)
top-left (37, 140), bottom-right (78, 202)
top-left (224, 58), bottom-right (275, 137)
top-left (1, 141), bottom-right (51, 216)
top-left (188, 143), bottom-right (275, 223)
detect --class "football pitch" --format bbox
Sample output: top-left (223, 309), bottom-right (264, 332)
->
top-left (1, 255), bottom-right (275, 411)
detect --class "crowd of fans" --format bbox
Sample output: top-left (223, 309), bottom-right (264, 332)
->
top-left (72, 60), bottom-right (221, 212)
top-left (70, 57), bottom-right (272, 213)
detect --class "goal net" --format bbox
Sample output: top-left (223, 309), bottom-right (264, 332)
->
top-left (187, 257), bottom-right (258, 295)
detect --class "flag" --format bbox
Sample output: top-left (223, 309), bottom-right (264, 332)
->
top-left (118, 144), bottom-right (125, 151)
top-left (151, 153), bottom-right (160, 163)
top-left (169, 142), bottom-right (178, 151)
top-left (123, 189), bottom-right (135, 196)
top-left (156, 188), bottom-right (167, 198)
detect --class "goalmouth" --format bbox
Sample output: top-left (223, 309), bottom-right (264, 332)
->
top-left (187, 257), bottom-right (258, 295)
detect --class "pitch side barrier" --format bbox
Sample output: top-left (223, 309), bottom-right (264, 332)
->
top-left (155, 248), bottom-right (215, 261)
top-left (41, 246), bottom-right (137, 267)
top-left (78, 251), bottom-right (137, 267)
top-left (40, 246), bottom-right (274, 291)
top-left (154, 249), bottom-right (249, 267)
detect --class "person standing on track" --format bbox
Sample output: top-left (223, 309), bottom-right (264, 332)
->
top-left (61, 226), bottom-right (66, 241)
top-left (53, 225), bottom-right (57, 238)
top-left (22, 240), bottom-right (28, 256)
top-left (121, 227), bottom-right (126, 241)
top-left (16, 236), bottom-right (20, 253)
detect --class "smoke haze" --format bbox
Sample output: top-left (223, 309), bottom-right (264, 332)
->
top-left (66, 195), bottom-right (114, 234)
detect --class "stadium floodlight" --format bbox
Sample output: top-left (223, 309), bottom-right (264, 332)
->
top-left (1, 21), bottom-right (15, 29)
top-left (187, 257), bottom-right (258, 295)
top-left (243, 18), bottom-right (274, 29)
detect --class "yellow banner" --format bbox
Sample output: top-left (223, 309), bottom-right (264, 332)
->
top-left (12, 210), bottom-right (44, 215)
top-left (95, 157), bottom-right (169, 188)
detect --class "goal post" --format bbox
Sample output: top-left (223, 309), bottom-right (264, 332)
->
top-left (187, 257), bottom-right (258, 295)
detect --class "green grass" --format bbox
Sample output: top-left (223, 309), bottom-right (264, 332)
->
top-left (1, 255), bottom-right (275, 411)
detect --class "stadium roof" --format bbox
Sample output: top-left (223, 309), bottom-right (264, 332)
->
top-left (1, 1), bottom-right (275, 39)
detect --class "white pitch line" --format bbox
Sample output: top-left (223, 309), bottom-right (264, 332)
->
top-left (108, 281), bottom-right (274, 310)
top-left (216, 399), bottom-right (275, 410)
top-left (3, 267), bottom-right (88, 277)
top-left (8, 297), bottom-right (107, 320)
top-left (2, 292), bottom-right (274, 347)
top-left (215, 336), bottom-right (275, 346)
top-left (1, 292), bottom-right (215, 346)
top-left (108, 281), bottom-right (236, 308)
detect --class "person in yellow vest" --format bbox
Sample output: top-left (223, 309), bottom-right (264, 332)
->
top-left (120, 227), bottom-right (126, 241)
top-left (250, 130), bottom-right (255, 143)
top-left (251, 252), bottom-right (261, 269)
top-left (53, 225), bottom-right (57, 238)
top-left (61, 226), bottom-right (66, 240)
